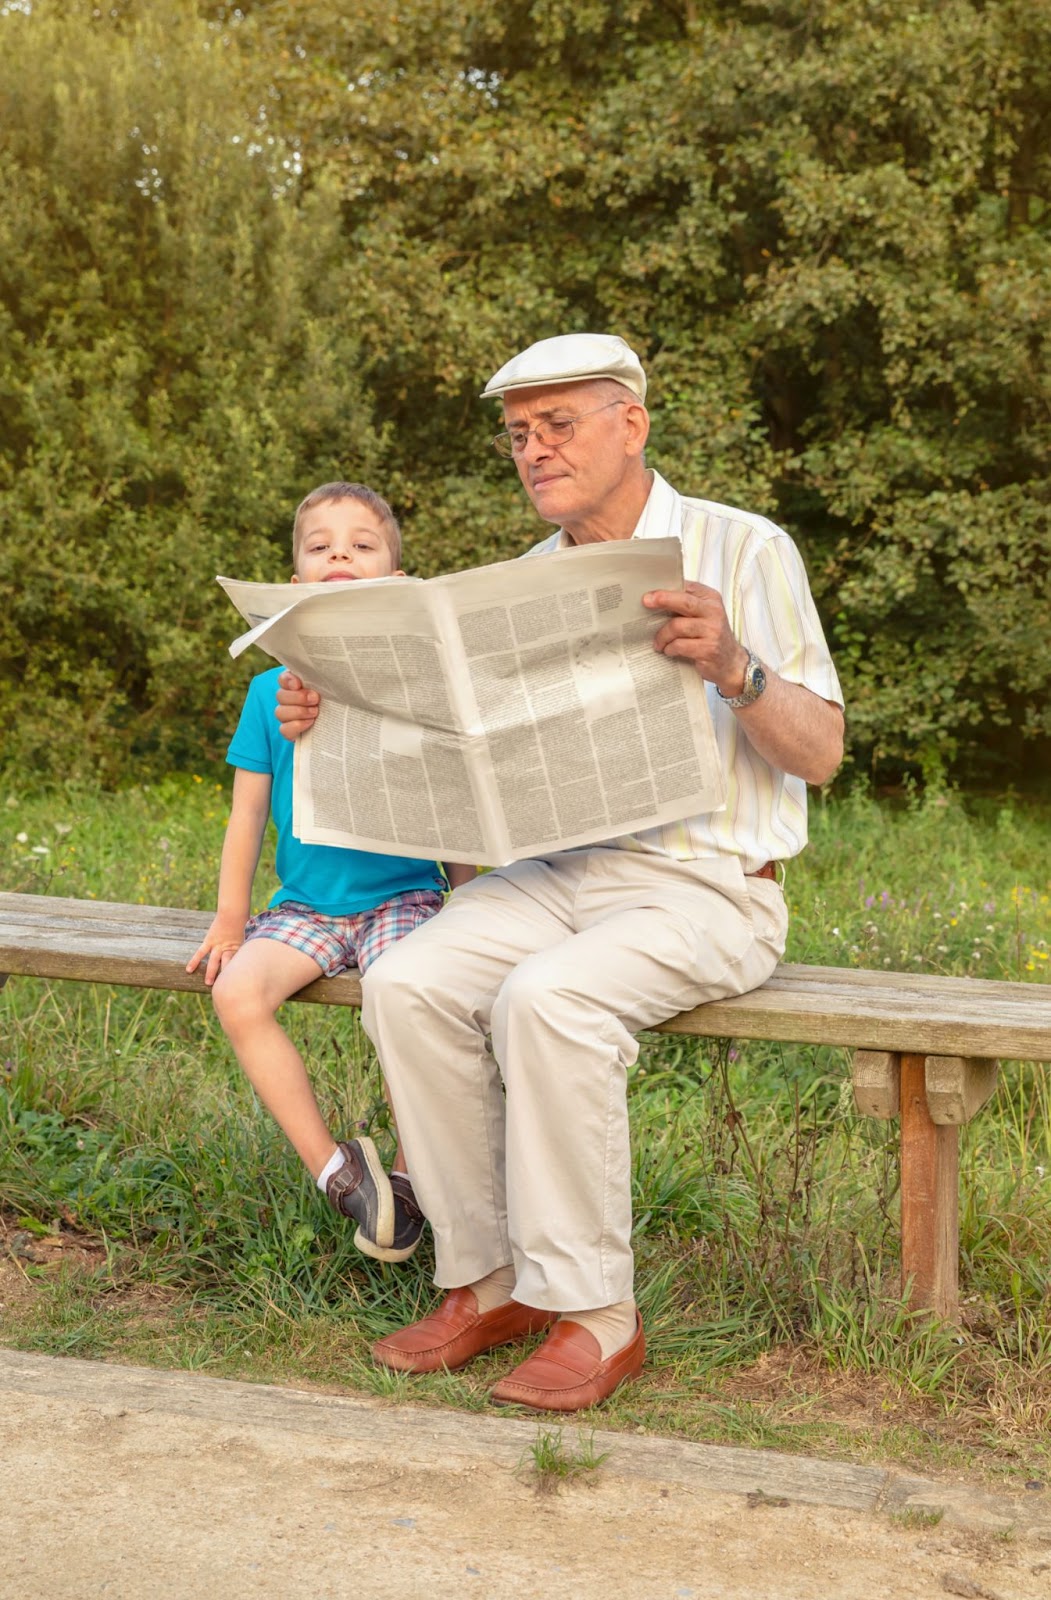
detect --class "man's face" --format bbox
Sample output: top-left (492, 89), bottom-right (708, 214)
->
top-left (292, 501), bottom-right (403, 585)
top-left (501, 382), bottom-right (639, 531)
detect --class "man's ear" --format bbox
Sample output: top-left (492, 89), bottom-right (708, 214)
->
top-left (290, 573), bottom-right (300, 584)
top-left (624, 402), bottom-right (651, 457)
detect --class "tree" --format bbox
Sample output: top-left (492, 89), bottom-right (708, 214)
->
top-left (0, 0), bottom-right (388, 780)
top-left (247, 0), bottom-right (1051, 783)
top-left (4, 0), bottom-right (1048, 786)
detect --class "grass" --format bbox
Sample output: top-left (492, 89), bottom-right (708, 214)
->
top-left (889, 1508), bottom-right (944, 1531)
top-left (520, 1427), bottom-right (611, 1491)
top-left (1, 775), bottom-right (1050, 1485)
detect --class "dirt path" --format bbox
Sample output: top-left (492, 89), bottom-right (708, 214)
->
top-left (2, 1349), bottom-right (1050, 1599)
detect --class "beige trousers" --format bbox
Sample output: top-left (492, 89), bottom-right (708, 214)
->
top-left (360, 848), bottom-right (788, 1311)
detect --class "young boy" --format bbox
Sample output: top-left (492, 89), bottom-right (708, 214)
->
top-left (187, 482), bottom-right (474, 1262)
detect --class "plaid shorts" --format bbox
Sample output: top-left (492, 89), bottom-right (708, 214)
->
top-left (243, 889), bottom-right (444, 978)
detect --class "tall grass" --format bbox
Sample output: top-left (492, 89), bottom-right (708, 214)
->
top-left (2, 777), bottom-right (1049, 1462)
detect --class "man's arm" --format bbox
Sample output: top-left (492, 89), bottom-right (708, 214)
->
top-left (644, 582), bottom-right (844, 786)
top-left (275, 669), bottom-right (319, 740)
top-left (186, 767), bottom-right (272, 984)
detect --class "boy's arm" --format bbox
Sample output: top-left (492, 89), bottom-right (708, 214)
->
top-left (443, 863), bottom-right (478, 891)
top-left (186, 767), bottom-right (272, 986)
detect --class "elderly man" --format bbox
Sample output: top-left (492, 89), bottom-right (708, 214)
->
top-left (278, 333), bottom-right (844, 1410)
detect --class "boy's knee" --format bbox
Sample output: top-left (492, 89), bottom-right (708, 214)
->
top-left (211, 966), bottom-right (264, 1031)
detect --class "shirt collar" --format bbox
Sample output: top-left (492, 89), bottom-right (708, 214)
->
top-left (544, 469), bottom-right (679, 551)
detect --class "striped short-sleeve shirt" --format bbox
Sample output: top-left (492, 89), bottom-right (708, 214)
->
top-left (523, 471), bottom-right (843, 869)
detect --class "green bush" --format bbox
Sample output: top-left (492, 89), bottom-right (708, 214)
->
top-left (2, 0), bottom-right (1048, 787)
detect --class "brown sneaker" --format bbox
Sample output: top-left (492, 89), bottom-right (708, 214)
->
top-left (325, 1137), bottom-right (394, 1249)
top-left (354, 1171), bottom-right (426, 1264)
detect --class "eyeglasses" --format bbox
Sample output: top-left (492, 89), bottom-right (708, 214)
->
top-left (491, 399), bottom-right (627, 459)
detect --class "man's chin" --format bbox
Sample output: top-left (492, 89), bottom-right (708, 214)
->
top-left (526, 484), bottom-right (574, 524)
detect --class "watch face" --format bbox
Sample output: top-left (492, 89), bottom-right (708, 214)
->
top-left (749, 663), bottom-right (767, 697)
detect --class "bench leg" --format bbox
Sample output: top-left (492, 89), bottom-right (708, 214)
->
top-left (900, 1052), bottom-right (959, 1321)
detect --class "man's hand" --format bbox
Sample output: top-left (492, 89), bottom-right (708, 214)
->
top-left (276, 669), bottom-right (320, 741)
top-left (645, 581), bottom-right (844, 784)
top-left (643, 582), bottom-right (749, 697)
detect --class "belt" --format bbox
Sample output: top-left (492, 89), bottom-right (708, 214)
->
top-left (747, 861), bottom-right (778, 881)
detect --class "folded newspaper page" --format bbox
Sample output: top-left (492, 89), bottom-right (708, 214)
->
top-left (218, 538), bottom-right (727, 865)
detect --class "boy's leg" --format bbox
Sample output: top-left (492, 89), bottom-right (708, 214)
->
top-left (212, 936), bottom-right (396, 1250)
top-left (212, 936), bottom-right (336, 1176)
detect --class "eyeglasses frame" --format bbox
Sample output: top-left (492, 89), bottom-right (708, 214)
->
top-left (490, 398), bottom-right (628, 459)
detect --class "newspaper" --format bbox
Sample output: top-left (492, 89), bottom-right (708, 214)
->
top-left (218, 538), bottom-right (726, 866)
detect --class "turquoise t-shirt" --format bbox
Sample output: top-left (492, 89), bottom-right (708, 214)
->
top-left (226, 667), bottom-right (445, 916)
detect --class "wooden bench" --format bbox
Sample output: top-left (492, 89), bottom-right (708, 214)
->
top-left (3, 890), bottom-right (1050, 1321)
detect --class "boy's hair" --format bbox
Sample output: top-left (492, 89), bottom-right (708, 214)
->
top-left (292, 482), bottom-right (402, 569)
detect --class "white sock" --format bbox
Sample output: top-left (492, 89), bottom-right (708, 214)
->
top-left (558, 1299), bottom-right (637, 1360)
top-left (467, 1264), bottom-right (517, 1313)
top-left (316, 1146), bottom-right (345, 1192)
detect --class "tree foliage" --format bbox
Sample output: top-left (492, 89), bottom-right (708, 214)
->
top-left (2, 0), bottom-right (1048, 786)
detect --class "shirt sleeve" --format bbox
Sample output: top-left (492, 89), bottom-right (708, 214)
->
top-left (736, 534), bottom-right (844, 706)
top-left (226, 673), bottom-right (276, 775)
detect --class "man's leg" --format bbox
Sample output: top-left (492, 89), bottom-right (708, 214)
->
top-left (360, 856), bottom-right (586, 1287)
top-left (494, 854), bottom-right (787, 1311)
top-left (486, 855), bottom-right (786, 1409)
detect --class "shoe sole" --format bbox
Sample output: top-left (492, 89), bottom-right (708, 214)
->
top-left (353, 1223), bottom-right (422, 1264)
top-left (348, 1135), bottom-right (396, 1249)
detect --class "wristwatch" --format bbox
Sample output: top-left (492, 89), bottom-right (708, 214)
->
top-left (717, 648), bottom-right (767, 709)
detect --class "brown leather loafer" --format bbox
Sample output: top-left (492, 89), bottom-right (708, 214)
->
top-left (489, 1312), bottom-right (646, 1411)
top-left (372, 1287), bottom-right (555, 1375)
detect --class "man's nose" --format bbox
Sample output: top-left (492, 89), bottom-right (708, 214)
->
top-left (520, 427), bottom-right (553, 464)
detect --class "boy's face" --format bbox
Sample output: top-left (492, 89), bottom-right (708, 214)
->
top-left (293, 501), bottom-right (403, 585)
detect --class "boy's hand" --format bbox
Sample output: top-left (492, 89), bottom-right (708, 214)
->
top-left (275, 669), bottom-right (320, 741)
top-left (186, 916), bottom-right (246, 987)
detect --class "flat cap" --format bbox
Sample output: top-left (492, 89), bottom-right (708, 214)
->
top-left (481, 333), bottom-right (647, 403)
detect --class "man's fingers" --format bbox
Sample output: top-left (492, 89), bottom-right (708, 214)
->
top-left (652, 613), bottom-right (714, 650)
top-left (644, 587), bottom-right (692, 615)
top-left (643, 582), bottom-right (720, 614)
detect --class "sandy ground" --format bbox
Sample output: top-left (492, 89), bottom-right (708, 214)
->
top-left (2, 1349), bottom-right (1050, 1600)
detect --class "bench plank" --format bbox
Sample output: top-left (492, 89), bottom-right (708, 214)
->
top-left (3, 892), bottom-right (1050, 1060)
